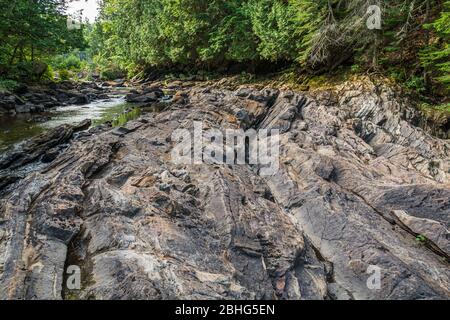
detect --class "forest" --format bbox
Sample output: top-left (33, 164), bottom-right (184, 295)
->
top-left (0, 0), bottom-right (450, 302)
top-left (0, 0), bottom-right (448, 100)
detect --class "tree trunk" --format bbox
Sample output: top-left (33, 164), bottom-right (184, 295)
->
top-left (423, 0), bottom-right (431, 91)
top-left (372, 32), bottom-right (380, 70)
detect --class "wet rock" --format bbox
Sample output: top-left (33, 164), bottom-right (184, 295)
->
top-left (0, 119), bottom-right (91, 172)
top-left (0, 94), bottom-right (17, 111)
top-left (0, 81), bottom-right (116, 115)
top-left (15, 103), bottom-right (32, 113)
top-left (111, 127), bottom-right (131, 136)
top-left (68, 94), bottom-right (90, 105)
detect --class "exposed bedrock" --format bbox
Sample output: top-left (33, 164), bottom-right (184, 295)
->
top-left (0, 79), bottom-right (448, 300)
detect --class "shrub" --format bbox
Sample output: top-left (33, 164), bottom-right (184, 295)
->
top-left (405, 76), bottom-right (426, 93)
top-left (42, 65), bottom-right (55, 81)
top-left (100, 67), bottom-right (125, 80)
top-left (0, 79), bottom-right (19, 91)
top-left (52, 54), bottom-right (83, 70)
top-left (58, 69), bottom-right (71, 81)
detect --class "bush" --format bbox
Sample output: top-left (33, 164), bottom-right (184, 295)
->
top-left (51, 54), bottom-right (83, 70)
top-left (405, 76), bottom-right (426, 93)
top-left (58, 69), bottom-right (71, 81)
top-left (350, 64), bottom-right (360, 73)
top-left (0, 79), bottom-right (19, 91)
top-left (100, 67), bottom-right (125, 80)
top-left (42, 65), bottom-right (55, 81)
top-left (48, 52), bottom-right (94, 81)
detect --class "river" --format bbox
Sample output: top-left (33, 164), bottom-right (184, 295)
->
top-left (0, 96), bottom-right (141, 152)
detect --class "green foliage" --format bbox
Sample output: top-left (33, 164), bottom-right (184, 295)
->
top-left (0, 0), bottom-right (87, 81)
top-left (198, 1), bottom-right (257, 63)
top-left (58, 69), bottom-right (71, 81)
top-left (415, 234), bottom-right (427, 243)
top-left (420, 0), bottom-right (450, 90)
top-left (42, 66), bottom-right (55, 81)
top-left (52, 54), bottom-right (83, 70)
top-left (94, 0), bottom-right (325, 72)
top-left (0, 79), bottom-right (19, 92)
top-left (419, 102), bottom-right (450, 116)
top-left (94, 0), bottom-right (447, 92)
top-left (405, 76), bottom-right (427, 93)
top-left (1, 0), bottom-right (444, 97)
top-left (100, 67), bottom-right (125, 81)
top-left (246, 0), bottom-right (297, 61)
top-left (351, 64), bottom-right (361, 73)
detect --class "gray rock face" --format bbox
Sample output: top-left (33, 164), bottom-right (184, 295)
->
top-left (0, 79), bottom-right (448, 300)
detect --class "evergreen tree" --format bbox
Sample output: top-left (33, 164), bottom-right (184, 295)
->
top-left (0, 0), bottom-right (85, 79)
top-left (420, 0), bottom-right (450, 89)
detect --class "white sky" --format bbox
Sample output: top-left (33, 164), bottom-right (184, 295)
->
top-left (67, 0), bottom-right (99, 23)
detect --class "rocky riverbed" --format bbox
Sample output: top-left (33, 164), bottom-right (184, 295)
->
top-left (0, 80), bottom-right (128, 115)
top-left (0, 78), bottom-right (448, 300)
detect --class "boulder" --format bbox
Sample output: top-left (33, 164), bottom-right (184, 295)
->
top-left (125, 91), bottom-right (161, 103)
top-left (0, 94), bottom-right (16, 110)
top-left (15, 103), bottom-right (32, 113)
top-left (68, 94), bottom-right (90, 105)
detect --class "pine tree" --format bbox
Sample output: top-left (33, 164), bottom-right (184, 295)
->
top-left (420, 0), bottom-right (450, 90)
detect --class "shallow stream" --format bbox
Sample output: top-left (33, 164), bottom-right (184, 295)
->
top-left (0, 97), bottom-right (144, 151)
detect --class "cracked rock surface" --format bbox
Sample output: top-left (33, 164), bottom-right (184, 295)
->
top-left (0, 79), bottom-right (449, 300)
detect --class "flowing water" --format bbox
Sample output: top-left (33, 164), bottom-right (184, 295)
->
top-left (0, 97), bottom-right (145, 152)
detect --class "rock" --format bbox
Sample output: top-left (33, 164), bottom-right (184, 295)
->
top-left (111, 127), bottom-right (131, 136)
top-left (0, 81), bottom-right (116, 115)
top-left (392, 210), bottom-right (450, 256)
top-left (125, 89), bottom-right (164, 103)
top-left (0, 93), bottom-right (20, 110)
top-left (0, 119), bottom-right (92, 172)
top-left (113, 79), bottom-right (125, 86)
top-left (32, 61), bottom-right (48, 79)
top-left (41, 147), bottom-right (61, 163)
top-left (173, 90), bottom-right (187, 100)
top-left (68, 94), bottom-right (90, 105)
top-left (15, 103), bottom-right (32, 113)
top-left (97, 93), bottom-right (110, 100)
top-left (102, 79), bottom-right (126, 87)
top-left (13, 83), bottom-right (28, 95)
top-left (0, 79), bottom-right (448, 300)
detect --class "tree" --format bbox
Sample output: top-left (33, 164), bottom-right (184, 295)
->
top-left (0, 0), bottom-right (85, 80)
top-left (420, 0), bottom-right (450, 90)
top-left (92, 0), bottom-right (448, 99)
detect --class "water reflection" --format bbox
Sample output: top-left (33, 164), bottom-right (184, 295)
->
top-left (0, 97), bottom-right (140, 151)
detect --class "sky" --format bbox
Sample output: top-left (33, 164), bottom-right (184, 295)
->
top-left (67, 0), bottom-right (100, 23)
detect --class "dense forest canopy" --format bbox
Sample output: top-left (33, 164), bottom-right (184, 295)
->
top-left (0, 0), bottom-right (448, 97)
top-left (0, 0), bottom-right (86, 82)
top-left (92, 1), bottom-right (449, 88)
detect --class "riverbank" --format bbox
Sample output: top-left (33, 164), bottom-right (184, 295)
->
top-left (0, 80), bottom-right (132, 115)
top-left (0, 77), bottom-right (448, 300)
